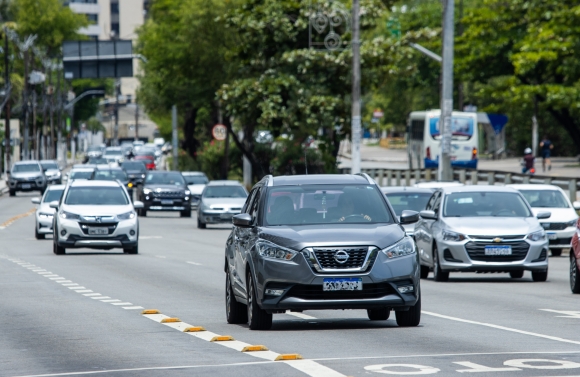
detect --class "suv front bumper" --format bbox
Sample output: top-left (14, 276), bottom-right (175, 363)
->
top-left (55, 218), bottom-right (138, 249)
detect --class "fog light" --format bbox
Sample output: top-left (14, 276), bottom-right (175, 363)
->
top-left (145, 196), bottom-right (150, 200)
top-left (130, 230), bottom-right (136, 236)
top-left (185, 197), bottom-right (189, 201)
top-left (397, 285), bottom-right (414, 293)
top-left (265, 289), bottom-right (284, 296)
top-left (60, 230), bottom-right (67, 236)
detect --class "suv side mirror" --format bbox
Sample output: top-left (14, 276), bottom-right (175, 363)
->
top-left (31, 198), bottom-right (41, 205)
top-left (133, 200), bottom-right (144, 209)
top-left (573, 201), bottom-right (580, 210)
top-left (537, 212), bottom-right (551, 220)
top-left (400, 210), bottom-right (420, 224)
top-left (233, 213), bottom-right (253, 228)
top-left (419, 210), bottom-right (437, 220)
top-left (49, 201), bottom-right (59, 209)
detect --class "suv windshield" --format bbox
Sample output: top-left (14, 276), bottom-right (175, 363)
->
top-left (41, 162), bottom-right (59, 170)
top-left (444, 192), bottom-right (532, 217)
top-left (65, 187), bottom-right (129, 205)
top-left (265, 184), bottom-right (393, 226)
top-left (146, 172), bottom-right (185, 186)
top-left (185, 176), bottom-right (208, 185)
top-left (203, 185), bottom-right (247, 198)
top-left (93, 170), bottom-right (128, 181)
top-left (13, 164), bottom-right (40, 173)
top-left (104, 149), bottom-right (122, 156)
top-left (519, 189), bottom-right (569, 209)
top-left (70, 170), bottom-right (94, 180)
top-left (386, 192), bottom-right (432, 217)
top-left (121, 162), bottom-right (146, 171)
top-left (88, 146), bottom-right (102, 152)
top-left (43, 189), bottom-right (64, 203)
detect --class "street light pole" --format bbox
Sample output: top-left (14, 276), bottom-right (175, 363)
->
top-left (4, 28), bottom-right (10, 172)
top-left (439, 0), bottom-right (455, 181)
top-left (351, 0), bottom-right (361, 175)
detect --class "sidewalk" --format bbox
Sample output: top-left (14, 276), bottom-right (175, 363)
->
top-left (0, 177), bottom-right (7, 196)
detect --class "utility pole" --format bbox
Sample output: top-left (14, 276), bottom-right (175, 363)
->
top-left (113, 79), bottom-right (120, 146)
top-left (351, 0), bottom-right (361, 175)
top-left (134, 100), bottom-right (139, 141)
top-left (3, 27), bottom-right (10, 172)
top-left (22, 49), bottom-right (29, 160)
top-left (172, 105), bottom-right (178, 171)
top-left (48, 69), bottom-right (54, 159)
top-left (439, 0), bottom-right (455, 181)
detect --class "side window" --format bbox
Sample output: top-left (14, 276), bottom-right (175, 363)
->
top-left (249, 188), bottom-right (262, 220)
top-left (242, 189), bottom-right (257, 214)
top-left (433, 193), bottom-right (442, 214)
top-left (425, 193), bottom-right (437, 211)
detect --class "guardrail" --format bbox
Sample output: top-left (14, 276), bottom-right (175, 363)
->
top-left (337, 167), bottom-right (579, 202)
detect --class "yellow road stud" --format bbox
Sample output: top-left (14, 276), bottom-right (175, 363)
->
top-left (275, 354), bottom-right (303, 361)
top-left (210, 335), bottom-right (234, 342)
top-left (141, 309), bottom-right (160, 315)
top-left (160, 317), bottom-right (181, 323)
top-left (183, 326), bottom-right (206, 332)
top-left (241, 345), bottom-right (269, 352)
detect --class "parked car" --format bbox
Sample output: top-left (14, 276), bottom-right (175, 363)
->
top-left (138, 171), bottom-right (191, 217)
top-left (414, 186), bottom-right (550, 281)
top-left (51, 180), bottom-right (142, 254)
top-left (225, 174), bottom-right (421, 330)
top-left (197, 180), bottom-right (247, 228)
top-left (509, 184), bottom-right (580, 257)
top-left (7, 161), bottom-right (47, 196)
top-left (182, 171), bottom-right (209, 208)
top-left (570, 220), bottom-right (580, 293)
top-left (40, 160), bottom-right (62, 184)
top-left (382, 187), bottom-right (434, 237)
top-left (91, 167), bottom-right (135, 199)
top-left (31, 185), bottom-right (65, 239)
top-left (121, 161), bottom-right (147, 186)
top-left (134, 154), bottom-right (156, 170)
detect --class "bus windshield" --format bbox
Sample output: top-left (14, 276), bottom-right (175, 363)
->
top-left (430, 117), bottom-right (474, 141)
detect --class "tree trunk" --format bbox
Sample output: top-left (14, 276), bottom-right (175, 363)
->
top-left (546, 107), bottom-right (580, 154)
top-left (182, 105), bottom-right (198, 159)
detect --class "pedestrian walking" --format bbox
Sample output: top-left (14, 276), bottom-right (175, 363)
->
top-left (539, 135), bottom-right (554, 172)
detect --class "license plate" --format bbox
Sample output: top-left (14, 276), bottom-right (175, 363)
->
top-left (220, 213), bottom-right (233, 219)
top-left (161, 200), bottom-right (173, 205)
top-left (88, 227), bottom-right (108, 235)
top-left (323, 278), bottom-right (363, 291)
top-left (547, 232), bottom-right (557, 240)
top-left (22, 184), bottom-right (31, 189)
top-left (484, 245), bottom-right (512, 256)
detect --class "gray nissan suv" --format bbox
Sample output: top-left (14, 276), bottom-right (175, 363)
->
top-left (225, 174), bottom-right (421, 330)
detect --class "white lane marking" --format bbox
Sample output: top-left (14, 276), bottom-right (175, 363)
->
top-left (122, 306), bottom-right (144, 310)
top-left (540, 309), bottom-right (580, 319)
top-left (83, 293), bottom-right (102, 297)
top-left (186, 261), bottom-right (202, 266)
top-left (75, 290), bottom-right (93, 293)
top-left (50, 277), bottom-right (66, 280)
top-left (423, 311), bottom-right (580, 346)
top-left (283, 360), bottom-right (345, 377)
top-left (43, 275), bottom-right (59, 277)
top-left (100, 299), bottom-right (120, 303)
top-left (91, 296), bottom-right (111, 300)
top-left (454, 361), bottom-right (520, 373)
top-left (68, 287), bottom-right (87, 290)
top-left (58, 280), bottom-right (73, 283)
top-left (110, 302), bottom-right (132, 306)
top-left (37, 272), bottom-right (53, 275)
top-left (61, 283), bottom-right (78, 286)
top-left (286, 312), bottom-right (317, 320)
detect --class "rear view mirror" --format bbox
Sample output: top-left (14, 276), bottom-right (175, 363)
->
top-left (419, 210), bottom-right (437, 220)
top-left (49, 201), bottom-right (59, 209)
top-left (400, 210), bottom-right (420, 224)
top-left (573, 201), bottom-right (580, 210)
top-left (537, 212), bottom-right (551, 220)
top-left (31, 198), bottom-right (41, 205)
top-left (133, 200), bottom-right (144, 209)
top-left (233, 213), bottom-right (253, 228)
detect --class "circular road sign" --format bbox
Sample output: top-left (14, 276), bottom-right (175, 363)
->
top-left (212, 124), bottom-right (228, 141)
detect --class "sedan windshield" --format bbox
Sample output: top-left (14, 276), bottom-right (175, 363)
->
top-left (43, 189), bottom-right (64, 203)
top-left (519, 189), bottom-right (569, 208)
top-left (104, 149), bottom-right (123, 156)
top-left (444, 192), bottom-right (532, 217)
top-left (265, 185), bottom-right (393, 226)
top-left (122, 162), bottom-right (146, 171)
top-left (203, 186), bottom-right (247, 198)
top-left (88, 146), bottom-right (102, 152)
top-left (65, 187), bottom-right (129, 205)
top-left (41, 162), bottom-right (59, 170)
top-left (386, 192), bottom-right (432, 217)
top-left (185, 176), bottom-right (208, 185)
top-left (93, 170), bottom-right (128, 181)
top-left (70, 170), bottom-right (94, 180)
top-left (13, 164), bottom-right (40, 173)
top-left (146, 172), bottom-right (185, 185)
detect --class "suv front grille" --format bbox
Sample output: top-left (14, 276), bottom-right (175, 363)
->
top-left (152, 191), bottom-right (183, 197)
top-left (313, 247), bottom-right (370, 269)
top-left (542, 223), bottom-right (568, 231)
top-left (465, 241), bottom-right (529, 262)
top-left (287, 283), bottom-right (396, 300)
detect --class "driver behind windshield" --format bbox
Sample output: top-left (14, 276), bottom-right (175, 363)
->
top-left (333, 193), bottom-right (372, 222)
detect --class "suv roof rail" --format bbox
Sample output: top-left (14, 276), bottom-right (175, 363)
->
top-left (356, 173), bottom-right (375, 185)
top-left (264, 174), bottom-right (274, 186)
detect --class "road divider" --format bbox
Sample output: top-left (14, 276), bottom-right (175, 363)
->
top-left (0, 208), bottom-right (36, 229)
top-left (242, 345), bottom-right (269, 352)
top-left (211, 335), bottom-right (234, 342)
top-left (160, 317), bottom-right (181, 323)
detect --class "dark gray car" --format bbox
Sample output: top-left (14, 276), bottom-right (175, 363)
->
top-left (225, 174), bottom-right (421, 330)
top-left (7, 161), bottom-right (47, 196)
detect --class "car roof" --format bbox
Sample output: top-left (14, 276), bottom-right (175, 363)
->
top-left (14, 160), bottom-right (40, 165)
top-left (69, 180), bottom-right (122, 188)
top-left (71, 168), bottom-right (96, 172)
top-left (207, 180), bottom-right (243, 186)
top-left (40, 160), bottom-right (58, 163)
top-left (47, 184), bottom-right (66, 190)
top-left (95, 166), bottom-right (123, 171)
top-left (381, 186), bottom-right (435, 194)
top-left (271, 174), bottom-right (370, 186)
top-left (440, 185), bottom-right (520, 194)
top-left (507, 184), bottom-right (564, 191)
top-left (105, 147), bottom-right (122, 150)
top-left (182, 171), bottom-right (207, 176)
top-left (414, 181), bottom-right (464, 189)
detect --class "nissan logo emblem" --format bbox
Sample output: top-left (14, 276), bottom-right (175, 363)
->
top-left (334, 250), bottom-right (349, 264)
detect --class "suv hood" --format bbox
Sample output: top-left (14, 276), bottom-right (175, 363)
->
top-left (442, 217), bottom-right (540, 236)
top-left (201, 197), bottom-right (246, 207)
top-left (144, 184), bottom-right (185, 192)
top-left (258, 223), bottom-right (405, 251)
top-left (61, 205), bottom-right (134, 216)
top-left (187, 184), bottom-right (206, 195)
top-left (11, 172), bottom-right (43, 179)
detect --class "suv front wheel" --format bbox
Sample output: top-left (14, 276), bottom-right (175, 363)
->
top-left (226, 269), bottom-right (248, 324)
top-left (395, 294), bottom-right (421, 327)
top-left (247, 272), bottom-right (272, 330)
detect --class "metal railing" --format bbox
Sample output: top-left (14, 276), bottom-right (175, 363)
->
top-left (338, 167), bottom-right (579, 202)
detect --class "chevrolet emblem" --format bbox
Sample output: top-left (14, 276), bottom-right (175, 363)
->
top-left (493, 237), bottom-right (502, 243)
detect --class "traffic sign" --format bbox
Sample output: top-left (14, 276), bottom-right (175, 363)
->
top-left (373, 109), bottom-right (384, 118)
top-left (212, 124), bottom-right (228, 141)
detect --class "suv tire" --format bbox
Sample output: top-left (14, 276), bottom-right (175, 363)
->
top-left (247, 273), bottom-right (272, 330)
top-left (420, 265), bottom-right (429, 279)
top-left (433, 245), bottom-right (449, 282)
top-left (53, 233), bottom-right (65, 255)
top-left (124, 245), bottom-right (139, 254)
top-left (9, 189), bottom-right (15, 197)
top-left (35, 226), bottom-right (45, 240)
top-left (395, 294), bottom-right (421, 327)
top-left (571, 254), bottom-right (580, 294)
top-left (509, 271), bottom-right (524, 279)
top-left (197, 218), bottom-right (206, 229)
top-left (532, 269), bottom-right (548, 282)
top-left (181, 210), bottom-right (192, 218)
top-left (367, 308), bottom-right (390, 321)
top-left (551, 249), bottom-right (562, 257)
top-left (226, 270), bottom-right (248, 324)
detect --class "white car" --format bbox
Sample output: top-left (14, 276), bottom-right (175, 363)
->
top-left (414, 181), bottom-right (464, 189)
top-left (32, 185), bottom-right (65, 239)
top-left (182, 171), bottom-right (209, 208)
top-left (51, 180), bottom-right (143, 255)
top-left (509, 184), bottom-right (580, 256)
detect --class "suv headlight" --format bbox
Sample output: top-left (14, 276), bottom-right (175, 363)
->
top-left (527, 230), bottom-right (546, 241)
top-left (143, 188), bottom-right (152, 195)
top-left (443, 230), bottom-right (467, 242)
top-left (382, 237), bottom-right (416, 259)
top-left (566, 219), bottom-right (577, 227)
top-left (118, 211), bottom-right (136, 220)
top-left (60, 211), bottom-right (80, 220)
top-left (185, 190), bottom-right (191, 195)
top-left (256, 240), bottom-right (297, 261)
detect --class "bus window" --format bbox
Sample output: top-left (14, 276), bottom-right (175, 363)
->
top-left (411, 120), bottom-right (424, 141)
top-left (429, 117), bottom-right (474, 141)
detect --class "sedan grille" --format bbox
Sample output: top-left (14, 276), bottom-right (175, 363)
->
top-left (286, 283), bottom-right (397, 300)
top-left (542, 223), bottom-right (568, 231)
top-left (154, 191), bottom-right (183, 197)
top-left (313, 247), bottom-right (369, 269)
top-left (465, 241), bottom-right (529, 262)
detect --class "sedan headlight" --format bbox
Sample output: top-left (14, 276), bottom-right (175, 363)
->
top-left (382, 237), bottom-right (416, 259)
top-left (141, 174), bottom-right (146, 179)
top-left (443, 230), bottom-right (467, 242)
top-left (256, 240), bottom-right (297, 261)
top-left (527, 230), bottom-right (546, 241)
top-left (60, 211), bottom-right (80, 220)
top-left (566, 219), bottom-right (577, 227)
top-left (143, 188), bottom-right (152, 195)
top-left (38, 213), bottom-right (53, 219)
top-left (185, 190), bottom-right (191, 195)
top-left (118, 211), bottom-right (136, 220)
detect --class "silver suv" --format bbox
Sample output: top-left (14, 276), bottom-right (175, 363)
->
top-left (51, 180), bottom-right (144, 255)
top-left (225, 174), bottom-right (421, 330)
top-left (7, 161), bottom-right (47, 196)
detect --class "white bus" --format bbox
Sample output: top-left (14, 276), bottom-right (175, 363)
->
top-left (407, 110), bottom-right (479, 170)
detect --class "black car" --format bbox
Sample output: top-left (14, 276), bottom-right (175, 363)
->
top-left (90, 167), bottom-right (135, 199)
top-left (121, 161), bottom-right (147, 185)
top-left (225, 174), bottom-right (421, 330)
top-left (138, 171), bottom-right (191, 217)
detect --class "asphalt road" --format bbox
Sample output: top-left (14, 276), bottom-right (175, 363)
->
top-left (1, 192), bottom-right (580, 377)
